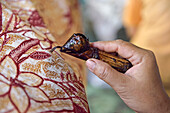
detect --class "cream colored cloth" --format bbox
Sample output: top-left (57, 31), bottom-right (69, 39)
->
top-left (123, 0), bottom-right (142, 28)
top-left (124, 0), bottom-right (170, 95)
top-left (0, 0), bottom-right (89, 112)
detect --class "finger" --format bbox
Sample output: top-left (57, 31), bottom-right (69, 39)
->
top-left (92, 40), bottom-right (139, 57)
top-left (92, 40), bottom-right (147, 65)
top-left (91, 41), bottom-right (116, 52)
top-left (86, 58), bottom-right (131, 89)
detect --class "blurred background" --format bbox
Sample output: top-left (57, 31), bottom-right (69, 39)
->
top-left (79, 0), bottom-right (170, 113)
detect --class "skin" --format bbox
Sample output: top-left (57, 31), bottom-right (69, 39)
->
top-left (86, 40), bottom-right (170, 113)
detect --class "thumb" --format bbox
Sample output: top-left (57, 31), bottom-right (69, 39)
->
top-left (86, 59), bottom-right (130, 89)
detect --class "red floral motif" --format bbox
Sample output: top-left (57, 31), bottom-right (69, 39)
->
top-left (0, 56), bottom-right (48, 112)
top-left (9, 39), bottom-right (40, 62)
top-left (0, 56), bottom-right (89, 112)
top-left (0, 0), bottom-right (89, 113)
top-left (28, 10), bottom-right (45, 27)
top-left (30, 51), bottom-right (51, 60)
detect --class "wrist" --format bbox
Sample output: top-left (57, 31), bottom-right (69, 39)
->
top-left (147, 93), bottom-right (170, 113)
top-left (161, 97), bottom-right (170, 113)
top-left (137, 91), bottom-right (170, 113)
top-left (156, 97), bottom-right (170, 113)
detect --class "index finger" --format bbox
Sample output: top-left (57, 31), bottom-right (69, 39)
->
top-left (91, 40), bottom-right (148, 65)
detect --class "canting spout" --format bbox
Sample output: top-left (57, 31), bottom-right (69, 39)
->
top-left (50, 46), bottom-right (62, 53)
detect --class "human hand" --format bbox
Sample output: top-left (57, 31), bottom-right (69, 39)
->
top-left (86, 40), bottom-right (170, 113)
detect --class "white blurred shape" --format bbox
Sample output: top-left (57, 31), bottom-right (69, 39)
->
top-left (85, 0), bottom-right (126, 41)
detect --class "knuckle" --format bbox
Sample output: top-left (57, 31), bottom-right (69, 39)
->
top-left (147, 50), bottom-right (155, 57)
top-left (142, 50), bottom-right (157, 63)
top-left (145, 50), bottom-right (155, 59)
top-left (115, 39), bottom-right (130, 47)
top-left (116, 39), bottom-right (124, 44)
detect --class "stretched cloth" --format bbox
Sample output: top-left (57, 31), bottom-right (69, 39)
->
top-left (0, 0), bottom-right (89, 112)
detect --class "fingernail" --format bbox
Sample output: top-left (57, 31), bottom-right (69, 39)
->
top-left (86, 59), bottom-right (96, 71)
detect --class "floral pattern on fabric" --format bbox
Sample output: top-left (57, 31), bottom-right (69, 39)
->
top-left (0, 0), bottom-right (89, 113)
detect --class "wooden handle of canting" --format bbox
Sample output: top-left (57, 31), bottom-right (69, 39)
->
top-left (97, 50), bottom-right (132, 73)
